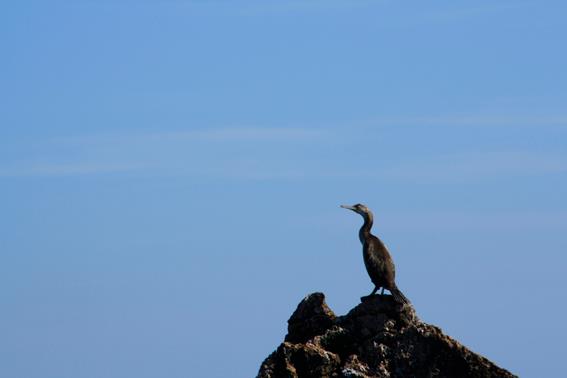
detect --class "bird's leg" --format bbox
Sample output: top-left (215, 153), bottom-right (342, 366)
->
top-left (360, 286), bottom-right (379, 302)
top-left (380, 287), bottom-right (385, 296)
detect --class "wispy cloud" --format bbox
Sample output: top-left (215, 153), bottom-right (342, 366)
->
top-left (382, 152), bottom-right (567, 182)
top-left (381, 210), bottom-right (567, 232)
top-left (1, 127), bottom-right (327, 178)
top-left (416, 3), bottom-right (530, 23)
top-left (143, 127), bottom-right (325, 142)
top-left (240, 0), bottom-right (380, 15)
top-left (362, 115), bottom-right (567, 128)
top-left (300, 209), bottom-right (567, 234)
top-left (3, 122), bottom-right (566, 180)
top-left (240, 1), bottom-right (525, 20)
top-left (0, 162), bottom-right (145, 177)
top-left (51, 127), bottom-right (325, 145)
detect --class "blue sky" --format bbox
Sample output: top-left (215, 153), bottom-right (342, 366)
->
top-left (1, 1), bottom-right (566, 377)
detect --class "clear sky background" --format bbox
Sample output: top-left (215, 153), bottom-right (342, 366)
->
top-left (1, 1), bottom-right (566, 377)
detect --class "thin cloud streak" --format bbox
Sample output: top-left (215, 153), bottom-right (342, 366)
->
top-left (240, 1), bottom-right (523, 21)
top-left (147, 127), bottom-right (326, 142)
top-left (382, 152), bottom-right (567, 182)
top-left (3, 124), bottom-right (567, 180)
top-left (240, 0), bottom-right (380, 15)
top-left (382, 210), bottom-right (567, 232)
top-left (364, 115), bottom-right (567, 128)
top-left (51, 127), bottom-right (327, 145)
top-left (417, 3), bottom-right (530, 23)
top-left (0, 162), bottom-right (145, 177)
top-left (301, 210), bottom-right (567, 233)
top-left (2, 127), bottom-right (328, 178)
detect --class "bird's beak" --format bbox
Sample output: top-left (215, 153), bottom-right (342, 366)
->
top-left (340, 205), bottom-right (356, 211)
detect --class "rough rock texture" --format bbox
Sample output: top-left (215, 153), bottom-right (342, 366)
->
top-left (258, 293), bottom-right (516, 378)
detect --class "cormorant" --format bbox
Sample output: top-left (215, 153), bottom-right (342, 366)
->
top-left (341, 203), bottom-right (410, 304)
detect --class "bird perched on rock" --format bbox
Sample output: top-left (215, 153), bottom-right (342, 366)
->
top-left (341, 203), bottom-right (410, 304)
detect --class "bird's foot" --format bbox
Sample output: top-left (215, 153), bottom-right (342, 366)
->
top-left (360, 294), bottom-right (378, 303)
top-left (361, 292), bottom-right (389, 302)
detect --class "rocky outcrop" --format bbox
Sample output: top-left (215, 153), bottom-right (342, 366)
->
top-left (258, 293), bottom-right (515, 378)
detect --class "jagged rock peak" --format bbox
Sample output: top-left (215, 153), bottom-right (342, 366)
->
top-left (258, 292), bottom-right (516, 378)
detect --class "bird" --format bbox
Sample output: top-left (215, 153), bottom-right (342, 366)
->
top-left (341, 203), bottom-right (410, 304)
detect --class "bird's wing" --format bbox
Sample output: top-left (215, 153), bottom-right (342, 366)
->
top-left (365, 237), bottom-right (396, 286)
top-left (363, 241), bottom-right (388, 284)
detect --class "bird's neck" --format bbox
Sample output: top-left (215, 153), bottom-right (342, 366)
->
top-left (358, 212), bottom-right (374, 244)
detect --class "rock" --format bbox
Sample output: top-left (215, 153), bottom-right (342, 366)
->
top-left (286, 293), bottom-right (337, 344)
top-left (257, 293), bottom-right (516, 378)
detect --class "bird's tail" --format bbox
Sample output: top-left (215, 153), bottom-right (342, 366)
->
top-left (390, 285), bottom-right (411, 305)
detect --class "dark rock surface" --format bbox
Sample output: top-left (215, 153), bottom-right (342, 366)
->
top-left (258, 293), bottom-right (516, 378)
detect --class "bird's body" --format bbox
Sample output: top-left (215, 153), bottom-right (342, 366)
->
top-left (342, 203), bottom-right (410, 304)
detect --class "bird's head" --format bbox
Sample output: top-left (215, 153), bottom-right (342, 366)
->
top-left (340, 203), bottom-right (371, 217)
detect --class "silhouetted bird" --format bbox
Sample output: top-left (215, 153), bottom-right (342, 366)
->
top-left (341, 203), bottom-right (410, 304)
